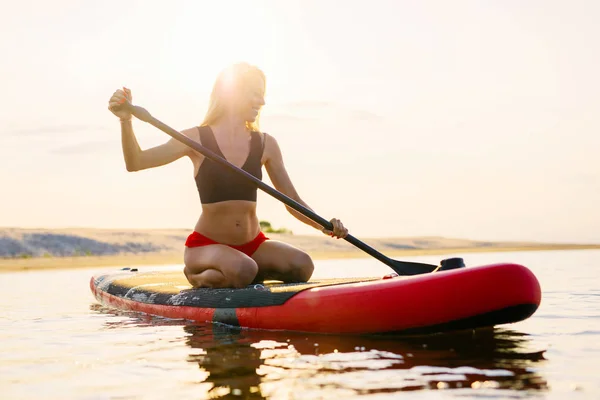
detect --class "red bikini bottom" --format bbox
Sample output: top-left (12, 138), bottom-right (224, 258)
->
top-left (184, 231), bottom-right (269, 257)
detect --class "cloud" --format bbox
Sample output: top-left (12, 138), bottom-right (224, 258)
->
top-left (264, 113), bottom-right (315, 123)
top-left (283, 100), bottom-right (333, 109)
top-left (49, 140), bottom-right (115, 155)
top-left (277, 101), bottom-right (383, 121)
top-left (7, 124), bottom-right (110, 137)
top-left (570, 172), bottom-right (600, 185)
top-left (348, 109), bottom-right (383, 121)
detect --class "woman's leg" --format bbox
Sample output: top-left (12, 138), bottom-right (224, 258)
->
top-left (184, 244), bottom-right (259, 289)
top-left (251, 241), bottom-right (314, 283)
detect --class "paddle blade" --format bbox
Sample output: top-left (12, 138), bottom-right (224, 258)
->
top-left (390, 259), bottom-right (438, 275)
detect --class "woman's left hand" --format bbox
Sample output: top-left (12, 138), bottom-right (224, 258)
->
top-left (322, 218), bottom-right (349, 239)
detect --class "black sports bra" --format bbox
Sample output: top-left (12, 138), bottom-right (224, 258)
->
top-left (195, 126), bottom-right (266, 204)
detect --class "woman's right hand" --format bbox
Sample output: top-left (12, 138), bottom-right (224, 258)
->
top-left (321, 218), bottom-right (349, 239)
top-left (108, 87), bottom-right (132, 121)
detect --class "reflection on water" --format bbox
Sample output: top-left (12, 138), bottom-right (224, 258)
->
top-left (90, 304), bottom-right (548, 398)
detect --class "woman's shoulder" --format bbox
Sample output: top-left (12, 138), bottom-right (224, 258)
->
top-left (180, 125), bottom-right (207, 141)
top-left (255, 130), bottom-right (278, 150)
top-left (256, 131), bottom-right (285, 162)
top-left (175, 126), bottom-right (205, 159)
top-left (254, 130), bottom-right (276, 142)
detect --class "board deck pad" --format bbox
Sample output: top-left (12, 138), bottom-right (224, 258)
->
top-left (94, 270), bottom-right (380, 308)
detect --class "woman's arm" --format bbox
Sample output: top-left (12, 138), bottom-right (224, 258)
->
top-left (120, 120), bottom-right (193, 172)
top-left (263, 133), bottom-right (348, 238)
top-left (109, 88), bottom-right (195, 172)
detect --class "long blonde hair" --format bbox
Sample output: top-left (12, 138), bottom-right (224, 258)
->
top-left (201, 62), bottom-right (266, 132)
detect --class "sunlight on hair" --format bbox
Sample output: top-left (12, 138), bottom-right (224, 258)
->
top-left (218, 66), bottom-right (237, 96)
top-left (200, 62), bottom-right (266, 132)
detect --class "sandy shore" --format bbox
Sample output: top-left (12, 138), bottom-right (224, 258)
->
top-left (2, 243), bottom-right (599, 273)
top-left (2, 227), bottom-right (599, 272)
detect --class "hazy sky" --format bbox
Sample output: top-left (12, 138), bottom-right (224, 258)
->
top-left (1, 0), bottom-right (598, 243)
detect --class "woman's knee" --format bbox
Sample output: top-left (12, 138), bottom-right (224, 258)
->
top-left (289, 251), bottom-right (314, 282)
top-left (184, 247), bottom-right (259, 288)
top-left (184, 260), bottom-right (257, 289)
top-left (228, 259), bottom-right (259, 288)
top-left (184, 266), bottom-right (223, 288)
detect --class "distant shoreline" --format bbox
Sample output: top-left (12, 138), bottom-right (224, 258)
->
top-left (2, 243), bottom-right (599, 273)
top-left (2, 227), bottom-right (599, 273)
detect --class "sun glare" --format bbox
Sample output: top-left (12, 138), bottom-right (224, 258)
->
top-left (162, 2), bottom-right (285, 97)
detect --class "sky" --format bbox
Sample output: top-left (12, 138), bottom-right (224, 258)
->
top-left (1, 0), bottom-right (599, 243)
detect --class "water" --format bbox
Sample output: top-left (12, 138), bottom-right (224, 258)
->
top-left (1, 250), bottom-right (599, 399)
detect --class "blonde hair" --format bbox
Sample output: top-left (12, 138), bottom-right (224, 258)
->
top-left (201, 62), bottom-right (266, 132)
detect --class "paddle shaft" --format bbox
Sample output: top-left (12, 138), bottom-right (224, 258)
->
top-left (120, 103), bottom-right (437, 275)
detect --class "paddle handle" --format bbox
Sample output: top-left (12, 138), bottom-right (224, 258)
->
top-left (122, 103), bottom-right (433, 275)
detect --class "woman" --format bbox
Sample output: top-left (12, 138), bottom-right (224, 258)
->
top-left (108, 62), bottom-right (348, 289)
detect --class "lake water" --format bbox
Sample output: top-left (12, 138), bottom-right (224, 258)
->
top-left (1, 249), bottom-right (599, 399)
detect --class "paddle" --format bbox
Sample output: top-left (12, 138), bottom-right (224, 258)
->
top-left (115, 101), bottom-right (439, 276)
